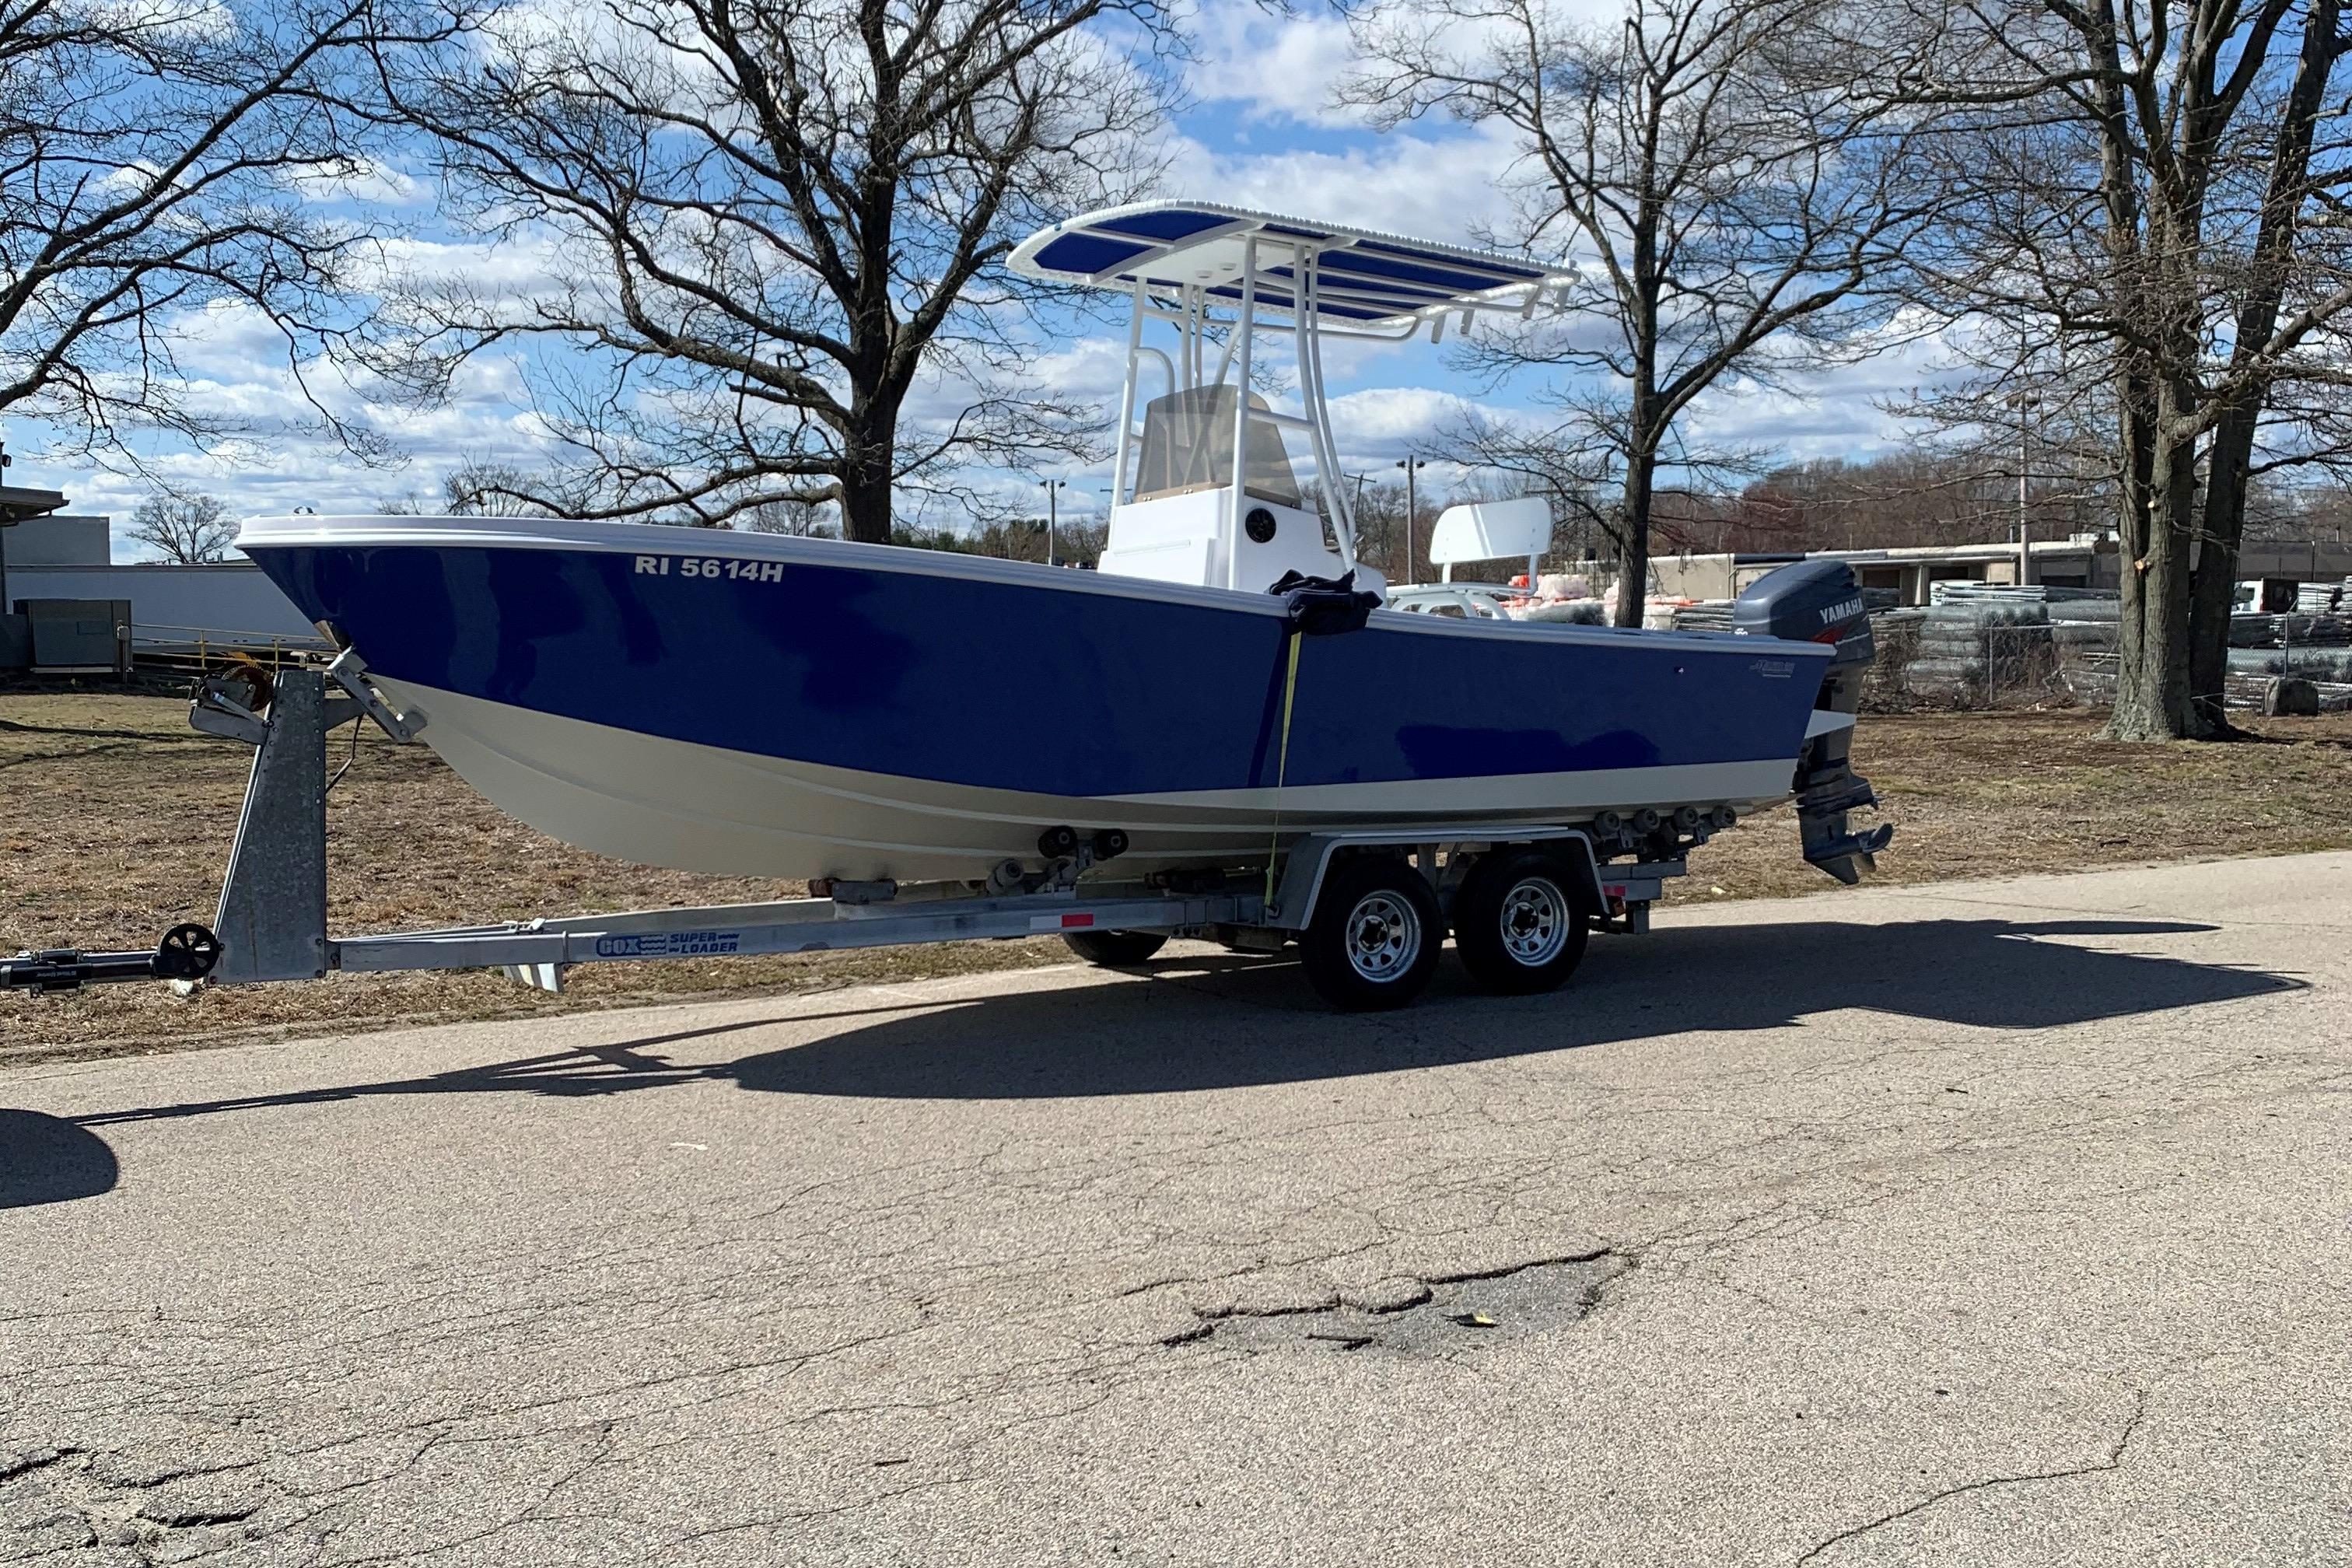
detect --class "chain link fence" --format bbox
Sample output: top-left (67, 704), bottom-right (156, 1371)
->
top-left (1850, 583), bottom-right (2352, 714)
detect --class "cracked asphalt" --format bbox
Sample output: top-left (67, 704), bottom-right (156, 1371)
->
top-left (2, 852), bottom-right (2348, 1566)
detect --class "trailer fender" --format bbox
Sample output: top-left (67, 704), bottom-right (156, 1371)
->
top-left (1265, 828), bottom-right (1606, 933)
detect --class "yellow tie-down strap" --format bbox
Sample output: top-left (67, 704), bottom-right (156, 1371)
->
top-left (1265, 631), bottom-right (1304, 905)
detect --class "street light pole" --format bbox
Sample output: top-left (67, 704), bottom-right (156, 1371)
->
top-left (2009, 392), bottom-right (2041, 586)
top-left (1041, 478), bottom-right (1066, 565)
top-left (1395, 457), bottom-right (1425, 583)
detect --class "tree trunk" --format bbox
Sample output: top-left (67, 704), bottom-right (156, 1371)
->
top-left (2109, 383), bottom-right (2200, 741)
top-left (2187, 399), bottom-right (2259, 730)
top-left (839, 464), bottom-right (892, 544)
top-left (1613, 454), bottom-right (1654, 628)
top-left (2106, 374), bottom-right (2165, 739)
top-left (2183, 0), bottom-right (2340, 734)
top-left (837, 387), bottom-right (902, 545)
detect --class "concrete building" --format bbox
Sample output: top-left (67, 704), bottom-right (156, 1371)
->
top-left (0, 484), bottom-right (74, 667)
top-left (1, 495), bottom-right (319, 669)
top-left (1649, 536), bottom-right (2352, 606)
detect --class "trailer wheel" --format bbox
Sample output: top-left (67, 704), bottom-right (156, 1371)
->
top-left (1299, 857), bottom-right (1441, 1011)
top-left (1064, 929), bottom-right (1169, 968)
top-left (1454, 848), bottom-right (1590, 995)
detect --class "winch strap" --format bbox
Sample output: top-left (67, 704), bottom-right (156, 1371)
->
top-left (1264, 630), bottom-right (1304, 905)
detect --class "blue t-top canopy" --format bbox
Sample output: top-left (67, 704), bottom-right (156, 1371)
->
top-left (1008, 202), bottom-right (1573, 327)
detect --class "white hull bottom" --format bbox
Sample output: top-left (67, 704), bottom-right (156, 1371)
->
top-left (377, 681), bottom-right (1802, 883)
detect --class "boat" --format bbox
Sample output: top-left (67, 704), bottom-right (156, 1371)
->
top-left (237, 202), bottom-right (1887, 886)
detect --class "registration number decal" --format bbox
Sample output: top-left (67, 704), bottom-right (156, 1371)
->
top-left (635, 555), bottom-right (787, 583)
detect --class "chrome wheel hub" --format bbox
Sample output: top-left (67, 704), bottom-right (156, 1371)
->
top-left (1343, 891), bottom-right (1420, 982)
top-left (1497, 877), bottom-right (1569, 966)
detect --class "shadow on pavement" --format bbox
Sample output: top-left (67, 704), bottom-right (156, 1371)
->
top-left (53, 915), bottom-right (2301, 1136)
top-left (0, 1110), bottom-right (120, 1206)
top-left (724, 917), bottom-right (2300, 1099)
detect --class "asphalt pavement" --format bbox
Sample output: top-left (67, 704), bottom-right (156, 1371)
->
top-left (2, 853), bottom-right (2347, 1566)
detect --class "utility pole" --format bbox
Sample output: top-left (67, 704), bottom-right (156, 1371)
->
top-left (1041, 479), bottom-right (1066, 565)
top-left (2010, 392), bottom-right (2041, 586)
top-left (1395, 457), bottom-right (1425, 583)
top-left (0, 439), bottom-right (12, 617)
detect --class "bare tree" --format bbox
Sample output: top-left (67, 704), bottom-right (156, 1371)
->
top-left (1348, 0), bottom-right (1944, 624)
top-left (128, 492), bottom-right (236, 562)
top-left (1890, 0), bottom-right (2352, 738)
top-left (0, 0), bottom-right (418, 456)
top-left (2183, 1), bottom-right (2350, 723)
top-left (439, 459), bottom-right (572, 516)
top-left (741, 497), bottom-right (839, 537)
top-left (371, 0), bottom-right (1174, 542)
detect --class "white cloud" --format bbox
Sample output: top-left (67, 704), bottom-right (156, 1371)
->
top-left (1150, 120), bottom-right (1528, 252)
top-left (292, 159), bottom-right (430, 209)
top-left (1187, 0), bottom-right (1364, 128)
top-left (1676, 320), bottom-right (1962, 463)
top-left (11, 23), bottom-right (1956, 548)
top-left (1326, 385), bottom-right (1481, 459)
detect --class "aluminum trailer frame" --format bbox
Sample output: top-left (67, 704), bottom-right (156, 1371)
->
top-left (2, 662), bottom-right (1690, 1003)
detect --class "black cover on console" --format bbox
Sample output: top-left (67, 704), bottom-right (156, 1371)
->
top-left (1269, 569), bottom-right (1383, 636)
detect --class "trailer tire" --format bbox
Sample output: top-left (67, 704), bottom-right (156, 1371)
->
top-left (1299, 857), bottom-right (1441, 1011)
top-left (1453, 848), bottom-right (1590, 995)
top-left (1063, 929), bottom-right (1169, 968)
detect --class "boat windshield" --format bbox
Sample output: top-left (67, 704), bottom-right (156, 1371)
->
top-left (1129, 384), bottom-right (1303, 509)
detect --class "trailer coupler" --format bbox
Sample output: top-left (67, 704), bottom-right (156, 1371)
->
top-left (1, 924), bottom-right (221, 995)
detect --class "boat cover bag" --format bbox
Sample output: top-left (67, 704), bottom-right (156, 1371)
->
top-left (1269, 569), bottom-right (1382, 635)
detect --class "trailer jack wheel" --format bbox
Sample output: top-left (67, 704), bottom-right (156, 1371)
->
top-left (155, 923), bottom-right (223, 982)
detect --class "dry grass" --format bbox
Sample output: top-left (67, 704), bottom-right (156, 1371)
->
top-left (1669, 708), bottom-right (2352, 903)
top-left (0, 681), bottom-right (1076, 1066)
top-left (5, 679), bottom-right (2350, 1066)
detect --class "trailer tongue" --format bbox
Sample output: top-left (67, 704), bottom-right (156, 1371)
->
top-left (0, 925), bottom-right (220, 994)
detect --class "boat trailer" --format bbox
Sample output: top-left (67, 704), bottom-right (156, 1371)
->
top-left (1, 658), bottom-right (1720, 1011)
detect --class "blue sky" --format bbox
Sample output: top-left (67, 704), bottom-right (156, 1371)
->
top-left (9, 0), bottom-right (1944, 557)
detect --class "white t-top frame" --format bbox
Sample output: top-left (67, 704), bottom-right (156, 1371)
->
top-left (1010, 203), bottom-right (1577, 592)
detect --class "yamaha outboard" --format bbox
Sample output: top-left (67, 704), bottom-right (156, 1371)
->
top-left (1733, 560), bottom-right (1895, 884)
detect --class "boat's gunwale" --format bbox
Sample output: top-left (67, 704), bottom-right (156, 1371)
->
top-left (236, 513), bottom-right (1833, 662)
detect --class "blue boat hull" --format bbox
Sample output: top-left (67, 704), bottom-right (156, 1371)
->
top-left (240, 517), bottom-right (1832, 880)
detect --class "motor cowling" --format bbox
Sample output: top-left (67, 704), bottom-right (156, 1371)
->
top-left (1732, 560), bottom-right (1892, 885)
top-left (1731, 556), bottom-right (1873, 665)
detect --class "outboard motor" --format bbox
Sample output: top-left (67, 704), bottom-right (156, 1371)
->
top-left (1732, 560), bottom-right (1895, 884)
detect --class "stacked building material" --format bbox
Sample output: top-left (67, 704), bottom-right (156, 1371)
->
top-left (1517, 598), bottom-right (1608, 625)
top-left (1669, 600), bottom-right (1734, 632)
top-left (2230, 612), bottom-right (2282, 646)
top-left (1855, 586), bottom-right (2121, 707)
top-left (1906, 597), bottom-right (2062, 702)
top-left (2295, 578), bottom-right (2350, 614)
top-left (2227, 646), bottom-right (2352, 681)
top-left (1930, 581), bottom-right (2117, 606)
top-left (2035, 597), bottom-right (2122, 705)
top-left (1864, 579), bottom-right (2352, 711)
top-left (2277, 613), bottom-right (2350, 644)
